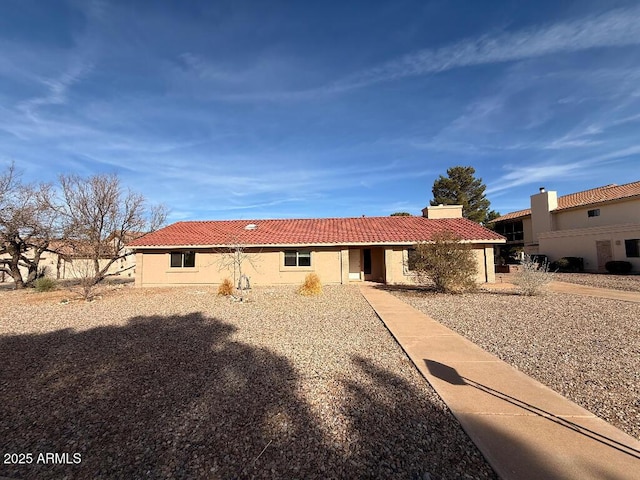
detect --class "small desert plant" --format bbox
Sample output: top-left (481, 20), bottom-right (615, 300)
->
top-left (34, 276), bottom-right (57, 292)
top-left (605, 261), bottom-right (632, 274)
top-left (513, 254), bottom-right (554, 295)
top-left (298, 273), bottom-right (322, 296)
top-left (412, 232), bottom-right (477, 293)
top-left (78, 277), bottom-right (97, 300)
top-left (217, 278), bottom-right (234, 296)
top-left (37, 265), bottom-right (49, 279)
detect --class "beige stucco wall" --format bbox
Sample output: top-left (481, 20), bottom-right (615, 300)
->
top-left (53, 256), bottom-right (136, 280)
top-left (134, 242), bottom-right (500, 288)
top-left (530, 190), bottom-right (558, 243)
top-left (1, 250), bottom-right (135, 283)
top-left (538, 224), bottom-right (640, 272)
top-left (522, 217), bottom-right (534, 246)
top-left (135, 247), bottom-right (344, 287)
top-left (422, 205), bottom-right (463, 219)
top-left (383, 244), bottom-right (495, 286)
top-left (554, 199), bottom-right (640, 231)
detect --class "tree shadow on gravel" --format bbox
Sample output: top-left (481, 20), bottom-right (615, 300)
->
top-left (0, 313), bottom-right (345, 479)
top-left (374, 284), bottom-right (436, 294)
top-left (0, 314), bottom-right (500, 480)
top-left (339, 356), bottom-right (497, 480)
top-left (376, 283), bottom-right (522, 298)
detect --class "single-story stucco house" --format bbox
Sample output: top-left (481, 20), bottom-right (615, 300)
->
top-left (127, 205), bottom-right (505, 288)
top-left (491, 181), bottom-right (640, 272)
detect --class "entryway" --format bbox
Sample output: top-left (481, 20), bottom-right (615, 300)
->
top-left (348, 247), bottom-right (385, 282)
top-left (596, 240), bottom-right (612, 272)
top-left (348, 248), bottom-right (361, 280)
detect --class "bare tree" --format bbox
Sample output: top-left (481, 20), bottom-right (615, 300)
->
top-left (217, 240), bottom-right (260, 300)
top-left (0, 163), bottom-right (60, 289)
top-left (57, 173), bottom-right (166, 289)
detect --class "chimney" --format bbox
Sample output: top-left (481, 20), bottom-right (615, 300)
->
top-left (422, 204), bottom-right (463, 219)
top-left (530, 188), bottom-right (558, 241)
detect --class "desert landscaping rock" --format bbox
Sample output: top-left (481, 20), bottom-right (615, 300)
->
top-left (553, 272), bottom-right (640, 292)
top-left (392, 288), bottom-right (640, 441)
top-left (0, 284), bottom-right (496, 479)
top-left (495, 272), bottom-right (640, 292)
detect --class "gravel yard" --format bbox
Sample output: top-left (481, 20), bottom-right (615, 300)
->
top-left (553, 272), bottom-right (640, 292)
top-left (0, 284), bottom-right (496, 480)
top-left (494, 272), bottom-right (640, 292)
top-left (391, 288), bottom-right (640, 441)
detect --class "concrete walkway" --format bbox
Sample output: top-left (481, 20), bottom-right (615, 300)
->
top-left (359, 285), bottom-right (640, 480)
top-left (548, 281), bottom-right (640, 303)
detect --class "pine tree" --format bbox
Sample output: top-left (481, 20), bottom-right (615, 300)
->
top-left (430, 166), bottom-right (496, 224)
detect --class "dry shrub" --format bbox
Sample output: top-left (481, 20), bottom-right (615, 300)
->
top-left (412, 231), bottom-right (477, 294)
top-left (298, 273), bottom-right (322, 296)
top-left (513, 254), bottom-right (554, 296)
top-left (217, 278), bottom-right (234, 296)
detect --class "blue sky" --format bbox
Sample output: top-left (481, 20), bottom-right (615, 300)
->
top-left (1, 0), bottom-right (639, 221)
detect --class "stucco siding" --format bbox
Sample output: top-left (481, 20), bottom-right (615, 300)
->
top-left (135, 247), bottom-right (344, 287)
top-left (522, 217), bottom-right (534, 245)
top-left (384, 245), bottom-right (493, 286)
top-left (538, 224), bottom-right (640, 272)
top-left (554, 199), bottom-right (640, 231)
top-left (134, 242), bottom-right (500, 288)
top-left (1, 250), bottom-right (135, 283)
top-left (388, 247), bottom-right (417, 285)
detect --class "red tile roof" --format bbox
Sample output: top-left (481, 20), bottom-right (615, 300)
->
top-left (128, 216), bottom-right (505, 248)
top-left (492, 181), bottom-right (640, 223)
top-left (492, 208), bottom-right (532, 222)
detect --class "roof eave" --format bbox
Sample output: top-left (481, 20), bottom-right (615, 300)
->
top-left (553, 193), bottom-right (640, 213)
top-left (129, 238), bottom-right (505, 250)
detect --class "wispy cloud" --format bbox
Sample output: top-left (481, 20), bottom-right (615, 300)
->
top-left (163, 5), bottom-right (640, 104)
top-left (487, 145), bottom-right (640, 195)
top-left (17, 61), bottom-right (93, 118)
top-left (543, 124), bottom-right (604, 150)
top-left (329, 5), bottom-right (640, 91)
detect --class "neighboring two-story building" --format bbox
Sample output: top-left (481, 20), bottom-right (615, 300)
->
top-left (492, 181), bottom-right (640, 272)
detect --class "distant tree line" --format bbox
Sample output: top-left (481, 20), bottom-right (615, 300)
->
top-left (0, 162), bottom-right (166, 290)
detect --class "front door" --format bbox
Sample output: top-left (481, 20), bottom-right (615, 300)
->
top-left (596, 240), bottom-right (612, 272)
top-left (363, 249), bottom-right (372, 275)
top-left (349, 249), bottom-right (361, 280)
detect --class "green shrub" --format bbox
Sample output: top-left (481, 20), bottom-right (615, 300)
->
top-left (605, 261), bottom-right (632, 274)
top-left (298, 273), bottom-right (322, 296)
top-left (550, 257), bottom-right (584, 272)
top-left (34, 277), bottom-right (57, 292)
top-left (412, 232), bottom-right (477, 293)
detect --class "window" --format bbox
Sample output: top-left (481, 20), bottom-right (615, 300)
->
top-left (284, 250), bottom-right (311, 267)
top-left (407, 248), bottom-right (419, 271)
top-left (625, 239), bottom-right (640, 258)
top-left (588, 209), bottom-right (600, 217)
top-left (170, 251), bottom-right (196, 268)
top-left (494, 220), bottom-right (524, 242)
